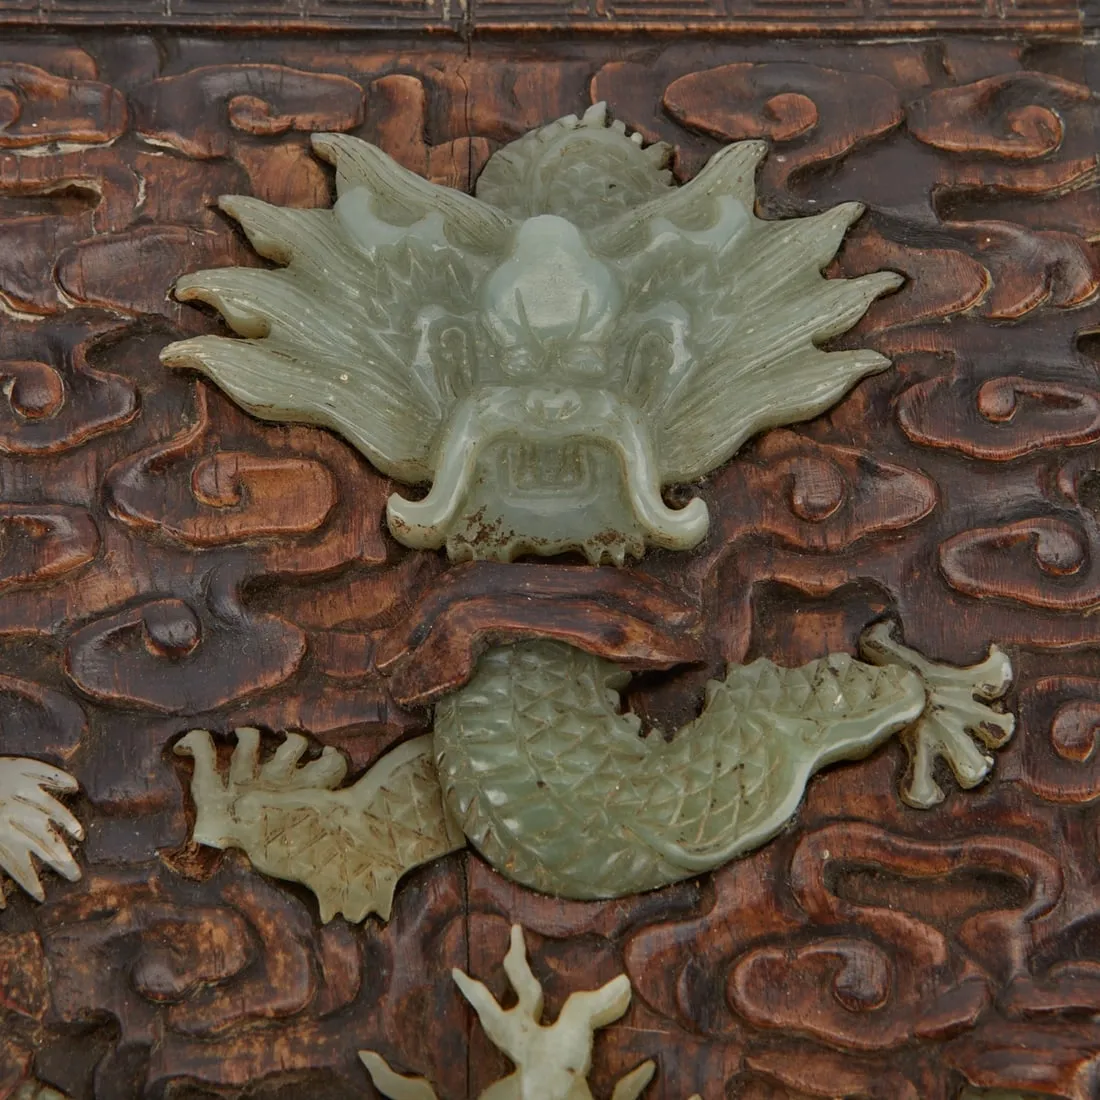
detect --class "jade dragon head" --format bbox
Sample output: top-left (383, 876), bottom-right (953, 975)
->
top-left (163, 104), bottom-right (900, 564)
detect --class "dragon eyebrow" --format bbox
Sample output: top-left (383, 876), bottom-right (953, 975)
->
top-left (312, 132), bottom-right (515, 255)
top-left (589, 140), bottom-right (766, 256)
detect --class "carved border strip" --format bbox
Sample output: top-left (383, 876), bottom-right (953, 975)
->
top-left (469, 0), bottom-right (1083, 34)
top-left (0, 0), bottom-right (462, 29)
top-left (0, 0), bottom-right (1082, 31)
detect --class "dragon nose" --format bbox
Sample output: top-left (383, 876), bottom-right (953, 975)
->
top-left (523, 387), bottom-right (583, 421)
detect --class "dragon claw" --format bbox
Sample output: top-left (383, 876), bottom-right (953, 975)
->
top-left (176, 729), bottom-right (461, 923)
top-left (860, 620), bottom-right (1015, 809)
top-left (229, 727), bottom-right (262, 785)
top-left (255, 731), bottom-right (347, 791)
top-left (0, 757), bottom-right (84, 905)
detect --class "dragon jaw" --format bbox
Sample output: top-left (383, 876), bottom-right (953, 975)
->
top-left (385, 384), bottom-right (710, 565)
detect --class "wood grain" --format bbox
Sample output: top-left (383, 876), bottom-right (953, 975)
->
top-left (0, 29), bottom-right (1097, 1100)
top-left (0, 0), bottom-right (1083, 31)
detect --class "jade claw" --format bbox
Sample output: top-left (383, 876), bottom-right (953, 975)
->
top-left (860, 620), bottom-right (1014, 809)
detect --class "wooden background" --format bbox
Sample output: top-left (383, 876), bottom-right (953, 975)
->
top-left (1, 8), bottom-right (1100, 1099)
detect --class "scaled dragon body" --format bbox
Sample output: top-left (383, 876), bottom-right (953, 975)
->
top-left (178, 622), bottom-right (1012, 911)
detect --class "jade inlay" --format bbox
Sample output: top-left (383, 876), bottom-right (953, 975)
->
top-left (162, 104), bottom-right (901, 564)
top-left (0, 757), bottom-right (82, 906)
top-left (432, 622), bottom-right (1013, 898)
top-left (176, 621), bottom-right (1012, 906)
top-left (164, 107), bottom-right (1017, 911)
top-left (360, 924), bottom-right (700, 1100)
top-left (174, 729), bottom-right (463, 922)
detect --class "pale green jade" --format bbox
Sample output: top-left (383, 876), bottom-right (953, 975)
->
top-left (0, 756), bottom-right (83, 906)
top-left (360, 924), bottom-right (700, 1100)
top-left (10, 1084), bottom-right (69, 1100)
top-left (176, 623), bottom-right (1013, 907)
top-left (434, 621), bottom-right (1013, 899)
top-left (161, 104), bottom-right (901, 564)
top-left (165, 107), bottom-right (1017, 910)
top-left (174, 730), bottom-right (463, 922)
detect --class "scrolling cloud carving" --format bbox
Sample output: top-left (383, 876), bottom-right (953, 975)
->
top-left (162, 104), bottom-right (900, 564)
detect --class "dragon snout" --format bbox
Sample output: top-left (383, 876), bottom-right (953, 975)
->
top-left (523, 386), bottom-right (584, 423)
top-left (386, 388), bottom-right (709, 558)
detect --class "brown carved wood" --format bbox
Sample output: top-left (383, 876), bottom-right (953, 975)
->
top-left (0, 1), bottom-right (1086, 32)
top-left (0, 14), bottom-right (1098, 1100)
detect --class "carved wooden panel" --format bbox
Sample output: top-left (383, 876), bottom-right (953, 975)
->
top-left (0, 27), bottom-right (1098, 1100)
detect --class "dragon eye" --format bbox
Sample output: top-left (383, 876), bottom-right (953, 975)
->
top-left (625, 326), bottom-right (675, 404)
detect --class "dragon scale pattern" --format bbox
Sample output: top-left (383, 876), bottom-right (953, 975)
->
top-left (433, 640), bottom-right (925, 898)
